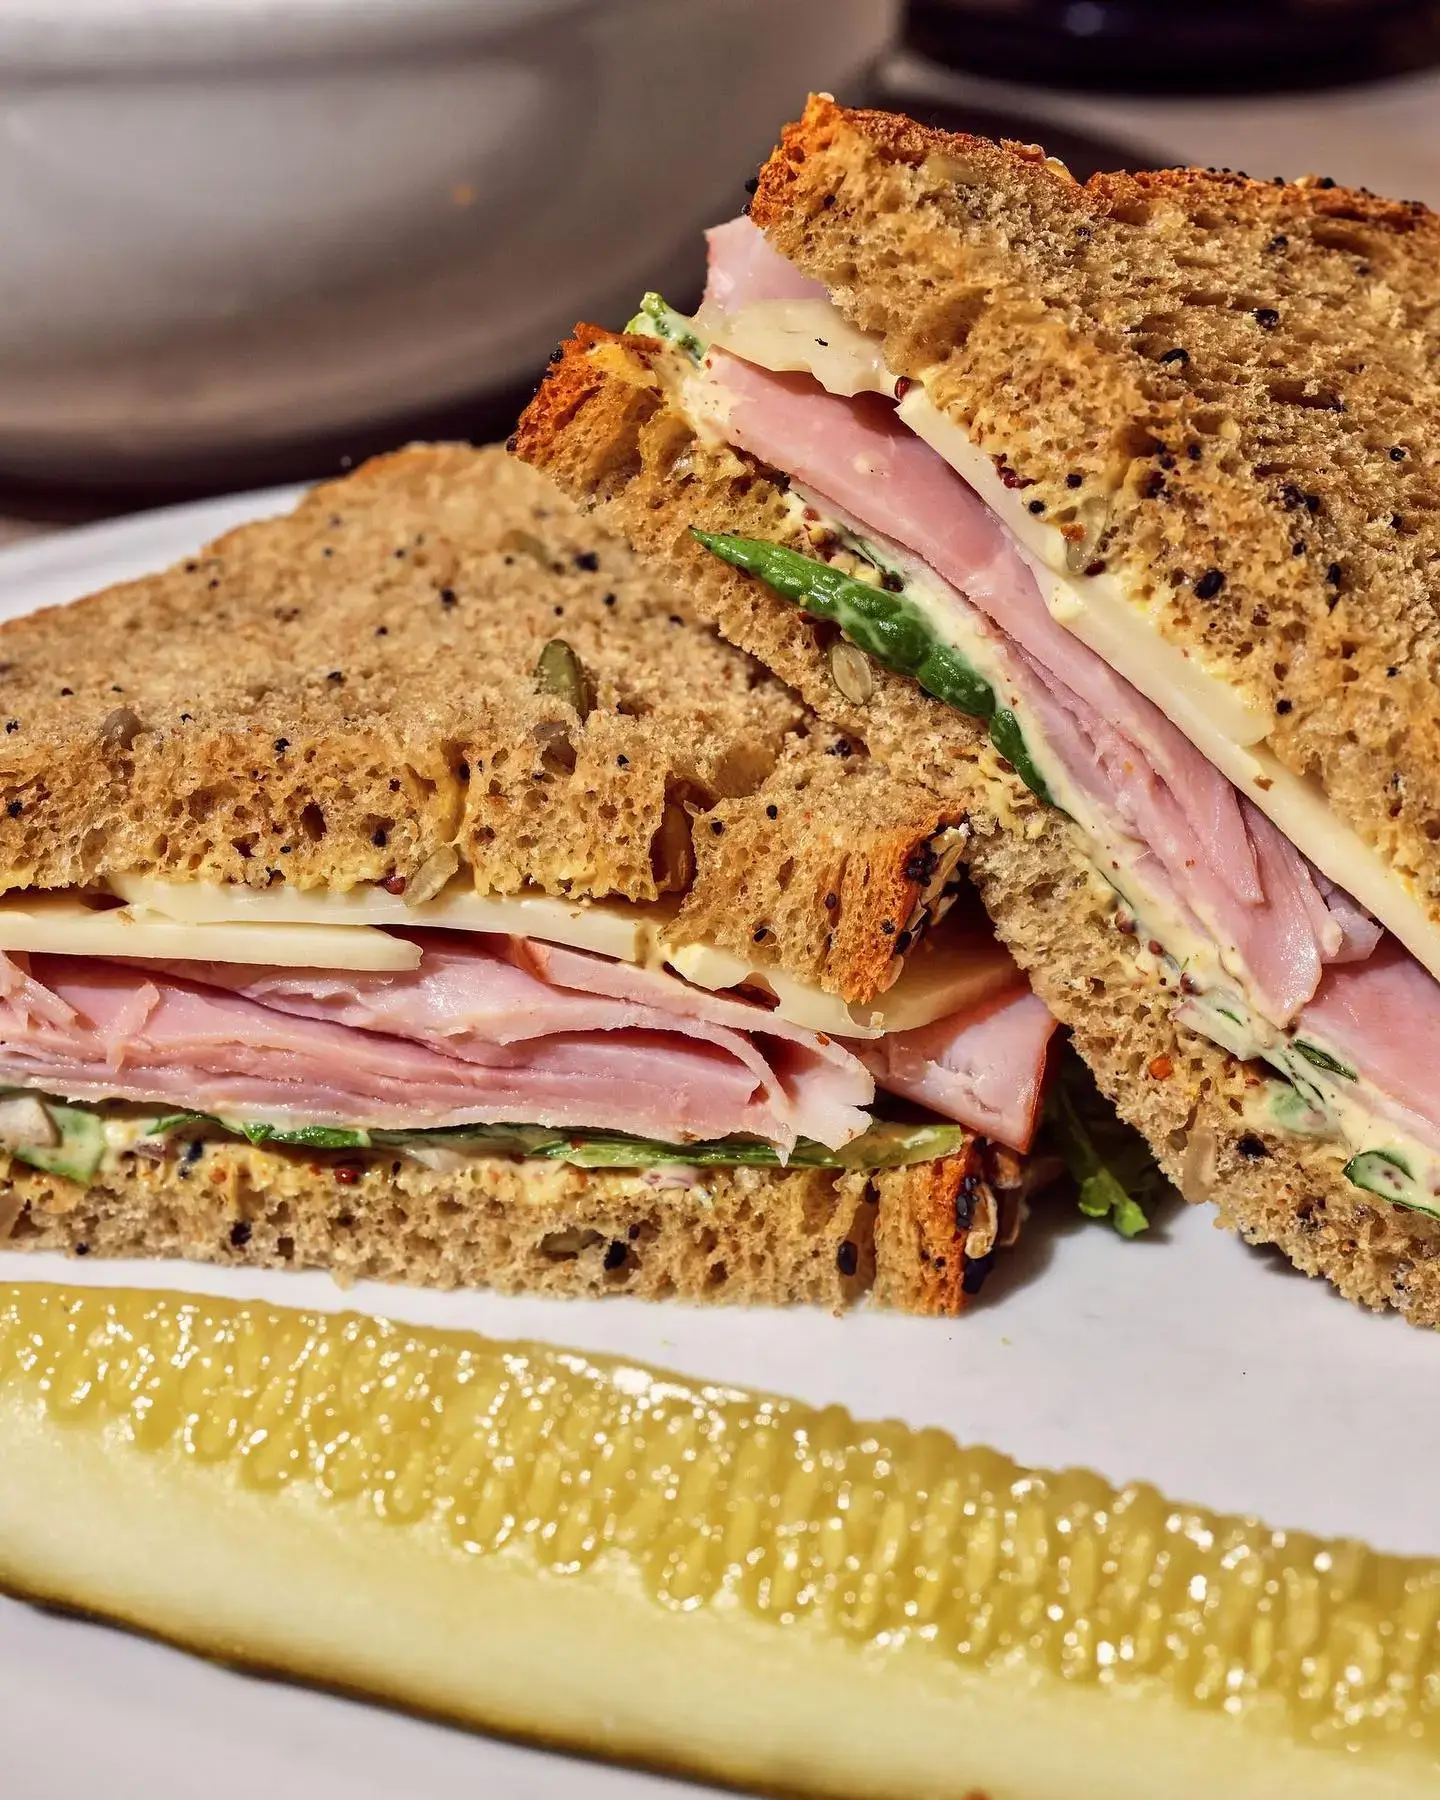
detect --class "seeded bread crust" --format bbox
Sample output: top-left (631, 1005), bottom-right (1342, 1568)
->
top-left (749, 96), bottom-right (1440, 939)
top-left (0, 1136), bottom-right (993, 1316)
top-left (513, 329), bottom-right (1440, 1329)
top-left (0, 445), bottom-right (963, 1007)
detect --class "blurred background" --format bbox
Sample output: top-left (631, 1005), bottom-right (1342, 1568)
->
top-left (1, 0), bottom-right (1437, 537)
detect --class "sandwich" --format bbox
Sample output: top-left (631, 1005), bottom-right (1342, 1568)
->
top-left (514, 97), bottom-right (1440, 1325)
top-left (0, 442), bottom-right (1071, 1313)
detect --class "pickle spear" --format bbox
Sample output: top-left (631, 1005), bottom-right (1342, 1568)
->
top-left (2, 1284), bottom-right (1437, 1799)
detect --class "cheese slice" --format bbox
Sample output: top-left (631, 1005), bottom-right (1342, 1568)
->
top-left (670, 916), bottom-right (1020, 1040)
top-left (102, 875), bottom-right (1005, 1040)
top-left (110, 874), bottom-right (677, 967)
top-left (707, 301), bottom-right (892, 400)
top-left (894, 390), bottom-right (1271, 748)
top-left (0, 895), bottom-right (421, 971)
top-left (711, 296), bottom-right (1440, 989)
top-left (874, 926), bottom-right (1021, 1032)
top-left (665, 942), bottom-right (881, 1038)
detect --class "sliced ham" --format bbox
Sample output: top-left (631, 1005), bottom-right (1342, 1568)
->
top-left (700, 216), bottom-right (828, 313)
top-left (1300, 942), bottom-right (1440, 1154)
top-left (858, 988), bottom-right (1057, 1152)
top-left (1312, 873), bottom-right (1384, 964)
top-left (146, 933), bottom-right (873, 1153)
top-left (0, 946), bottom-right (873, 1151)
top-left (1003, 643), bottom-right (1329, 1021)
top-left (0, 917), bottom-right (1065, 1154)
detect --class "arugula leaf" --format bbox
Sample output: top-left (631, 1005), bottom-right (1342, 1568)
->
top-left (108, 1103), bottom-right (972, 1173)
top-left (146, 1110), bottom-right (209, 1135)
top-left (625, 292), bottom-right (707, 364)
top-left (544, 1120), bottom-right (967, 1171)
top-left (1290, 1039), bottom-right (1358, 1081)
top-left (2, 1080), bottom-right (973, 1177)
top-left (1044, 1049), bottom-right (1168, 1238)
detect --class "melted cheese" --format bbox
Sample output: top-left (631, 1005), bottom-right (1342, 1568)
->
top-left (0, 895), bottom-right (421, 971)
top-left (713, 297), bottom-right (1440, 988)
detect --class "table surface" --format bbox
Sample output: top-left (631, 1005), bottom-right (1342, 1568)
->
top-left (3, 54), bottom-right (1436, 542)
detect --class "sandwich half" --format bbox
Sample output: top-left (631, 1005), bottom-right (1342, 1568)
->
top-left (0, 443), bottom-right (1066, 1313)
top-left (514, 96), bottom-right (1440, 1325)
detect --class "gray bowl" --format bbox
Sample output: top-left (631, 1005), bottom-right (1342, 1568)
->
top-left (0, 0), bottom-right (898, 488)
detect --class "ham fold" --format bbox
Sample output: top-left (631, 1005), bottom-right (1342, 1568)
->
top-left (1299, 942), bottom-right (1440, 1154)
top-left (858, 989), bottom-right (1057, 1153)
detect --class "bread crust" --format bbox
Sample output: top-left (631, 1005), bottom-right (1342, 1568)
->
top-left (0, 1134), bottom-right (987, 1317)
top-left (750, 95), bottom-right (1440, 942)
top-left (0, 443), bottom-right (962, 1007)
top-left (514, 330), bottom-right (1440, 1329)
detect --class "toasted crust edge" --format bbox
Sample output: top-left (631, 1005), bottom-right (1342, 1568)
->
top-left (751, 94), bottom-right (1434, 239)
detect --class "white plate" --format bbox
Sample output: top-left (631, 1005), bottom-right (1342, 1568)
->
top-left (1, 492), bottom-right (1437, 1798)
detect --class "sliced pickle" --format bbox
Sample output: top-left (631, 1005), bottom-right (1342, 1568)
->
top-left (2, 1284), bottom-right (1438, 1799)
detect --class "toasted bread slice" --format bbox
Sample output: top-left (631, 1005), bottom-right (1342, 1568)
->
top-left (0, 1119), bottom-right (1017, 1317)
top-left (0, 445), bottom-right (966, 1007)
top-left (512, 323), bottom-right (1440, 1329)
top-left (746, 95), bottom-right (1440, 939)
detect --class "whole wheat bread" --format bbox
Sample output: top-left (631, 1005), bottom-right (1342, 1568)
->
top-left (1, 1129), bottom-right (1014, 1317)
top-left (512, 324), bottom-right (1440, 1329)
top-left (748, 96), bottom-right (1440, 936)
top-left (0, 446), bottom-right (965, 1007)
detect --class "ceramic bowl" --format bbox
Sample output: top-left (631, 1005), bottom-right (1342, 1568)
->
top-left (0, 0), bottom-right (898, 486)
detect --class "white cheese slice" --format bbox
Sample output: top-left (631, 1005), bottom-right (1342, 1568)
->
top-left (113, 875), bottom-right (895, 1031)
top-left (894, 390), bottom-right (1271, 747)
top-left (873, 926), bottom-right (1021, 1034)
top-left (711, 296), bottom-right (1440, 989)
top-left (669, 918), bottom-right (1019, 1041)
top-left (707, 301), bottom-right (893, 399)
top-left (110, 874), bottom-right (676, 967)
top-left (99, 877), bottom-right (1016, 1040)
top-left (0, 895), bottom-right (421, 971)
top-left (665, 942), bottom-right (883, 1038)
top-left (708, 297), bottom-right (1265, 746)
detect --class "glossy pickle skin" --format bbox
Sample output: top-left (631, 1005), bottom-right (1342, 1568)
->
top-left (3, 1283), bottom-right (1439, 1798)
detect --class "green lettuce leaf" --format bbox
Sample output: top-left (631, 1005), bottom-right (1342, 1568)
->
top-left (1043, 1050), bottom-right (1168, 1238)
top-left (35, 1096), bottom-right (970, 1175)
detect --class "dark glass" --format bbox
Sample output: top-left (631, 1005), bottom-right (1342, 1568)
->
top-left (907, 0), bottom-right (1440, 95)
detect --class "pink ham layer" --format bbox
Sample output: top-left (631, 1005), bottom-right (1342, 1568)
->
top-left (0, 930), bottom-right (1056, 1153)
top-left (700, 220), bottom-right (1440, 1147)
top-left (858, 989), bottom-right (1056, 1151)
top-left (1300, 943), bottom-right (1440, 1156)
